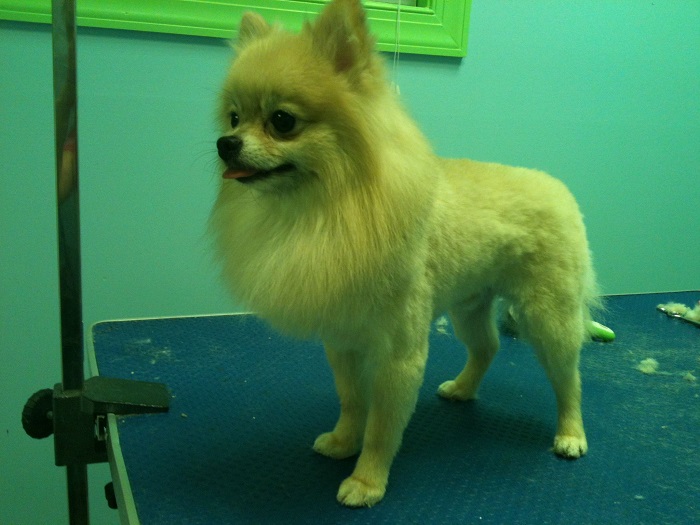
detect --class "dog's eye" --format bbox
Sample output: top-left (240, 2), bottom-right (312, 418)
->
top-left (270, 110), bottom-right (296, 134)
top-left (230, 112), bottom-right (239, 129)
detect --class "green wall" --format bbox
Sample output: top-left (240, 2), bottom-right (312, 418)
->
top-left (1, 1), bottom-right (698, 523)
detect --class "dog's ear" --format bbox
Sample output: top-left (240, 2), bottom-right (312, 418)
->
top-left (235, 12), bottom-right (271, 50)
top-left (306, 0), bottom-right (375, 75)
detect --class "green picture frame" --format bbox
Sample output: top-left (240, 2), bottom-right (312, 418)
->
top-left (0, 0), bottom-right (471, 57)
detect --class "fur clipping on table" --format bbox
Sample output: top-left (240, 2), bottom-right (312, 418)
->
top-left (657, 300), bottom-right (700, 327)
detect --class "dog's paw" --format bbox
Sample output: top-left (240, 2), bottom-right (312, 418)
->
top-left (437, 380), bottom-right (476, 401)
top-left (553, 434), bottom-right (588, 459)
top-left (313, 432), bottom-right (360, 460)
top-left (337, 475), bottom-right (386, 507)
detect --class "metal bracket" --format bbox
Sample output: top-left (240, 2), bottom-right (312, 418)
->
top-left (51, 377), bottom-right (171, 467)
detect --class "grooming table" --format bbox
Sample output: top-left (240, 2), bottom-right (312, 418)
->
top-left (90, 292), bottom-right (699, 524)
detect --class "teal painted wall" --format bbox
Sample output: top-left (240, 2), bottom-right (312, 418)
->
top-left (1, 1), bottom-right (698, 523)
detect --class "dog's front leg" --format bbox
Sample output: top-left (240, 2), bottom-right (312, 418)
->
top-left (313, 345), bottom-right (367, 459)
top-left (336, 335), bottom-right (428, 507)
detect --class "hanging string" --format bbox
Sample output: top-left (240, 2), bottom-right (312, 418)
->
top-left (392, 0), bottom-right (402, 95)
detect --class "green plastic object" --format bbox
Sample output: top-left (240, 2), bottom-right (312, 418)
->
top-left (589, 321), bottom-right (615, 342)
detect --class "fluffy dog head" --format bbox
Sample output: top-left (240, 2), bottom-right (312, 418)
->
top-left (211, 0), bottom-right (438, 335)
top-left (216, 0), bottom-right (388, 194)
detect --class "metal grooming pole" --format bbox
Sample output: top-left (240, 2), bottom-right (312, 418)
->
top-left (52, 1), bottom-right (89, 519)
top-left (21, 2), bottom-right (171, 523)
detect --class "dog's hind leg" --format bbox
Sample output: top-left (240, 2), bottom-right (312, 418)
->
top-left (437, 296), bottom-right (500, 401)
top-left (519, 302), bottom-right (588, 458)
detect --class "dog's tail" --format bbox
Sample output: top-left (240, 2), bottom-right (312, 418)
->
top-left (581, 254), bottom-right (613, 341)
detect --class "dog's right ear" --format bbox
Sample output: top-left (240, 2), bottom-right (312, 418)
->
top-left (235, 12), bottom-right (271, 50)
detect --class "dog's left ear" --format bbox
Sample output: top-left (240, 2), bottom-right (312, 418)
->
top-left (235, 12), bottom-right (272, 50)
top-left (306, 0), bottom-right (374, 75)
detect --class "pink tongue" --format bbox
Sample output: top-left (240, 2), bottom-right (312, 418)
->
top-left (223, 168), bottom-right (257, 179)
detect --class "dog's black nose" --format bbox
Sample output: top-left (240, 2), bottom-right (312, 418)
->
top-left (217, 136), bottom-right (243, 163)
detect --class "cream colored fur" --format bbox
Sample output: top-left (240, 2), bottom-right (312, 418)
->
top-left (210, 0), bottom-right (598, 507)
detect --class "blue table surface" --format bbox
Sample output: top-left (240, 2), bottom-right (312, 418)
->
top-left (92, 292), bottom-right (700, 524)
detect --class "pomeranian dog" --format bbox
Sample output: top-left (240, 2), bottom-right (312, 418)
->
top-left (210, 0), bottom-right (598, 507)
